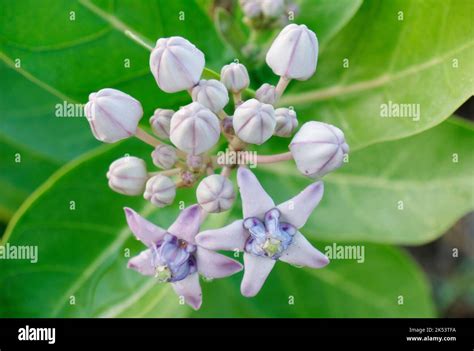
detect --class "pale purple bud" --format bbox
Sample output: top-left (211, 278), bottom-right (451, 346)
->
top-left (150, 37), bottom-right (205, 93)
top-left (144, 175), bottom-right (176, 207)
top-left (266, 24), bottom-right (318, 81)
top-left (170, 102), bottom-right (220, 155)
top-left (233, 98), bottom-right (276, 144)
top-left (84, 88), bottom-right (143, 143)
top-left (187, 154), bottom-right (204, 170)
top-left (196, 175), bottom-right (235, 213)
top-left (255, 83), bottom-right (277, 105)
top-left (261, 0), bottom-right (284, 18)
top-left (290, 121), bottom-right (349, 178)
top-left (150, 109), bottom-right (174, 139)
top-left (239, 0), bottom-right (262, 19)
top-left (151, 144), bottom-right (178, 170)
top-left (106, 156), bottom-right (147, 195)
top-left (274, 108), bottom-right (298, 137)
top-left (191, 79), bottom-right (229, 113)
top-left (220, 62), bottom-right (250, 93)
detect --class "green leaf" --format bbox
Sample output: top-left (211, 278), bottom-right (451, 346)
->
top-left (0, 0), bottom-right (226, 218)
top-left (193, 243), bottom-right (435, 317)
top-left (0, 139), bottom-right (435, 317)
top-left (280, 0), bottom-right (474, 150)
top-left (258, 117), bottom-right (474, 245)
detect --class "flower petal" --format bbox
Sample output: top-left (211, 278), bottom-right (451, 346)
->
top-left (124, 207), bottom-right (167, 246)
top-left (237, 167), bottom-right (275, 218)
top-left (240, 253), bottom-right (275, 297)
top-left (171, 273), bottom-right (202, 310)
top-left (196, 247), bottom-right (242, 278)
top-left (196, 219), bottom-right (248, 251)
top-left (277, 181), bottom-right (324, 228)
top-left (279, 232), bottom-right (329, 268)
top-left (168, 205), bottom-right (202, 243)
top-left (127, 249), bottom-right (155, 276)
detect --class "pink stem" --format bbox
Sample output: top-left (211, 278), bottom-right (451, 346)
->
top-left (256, 151), bottom-right (293, 164)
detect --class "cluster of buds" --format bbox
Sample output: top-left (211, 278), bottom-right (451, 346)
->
top-left (84, 23), bottom-right (349, 310)
top-left (239, 0), bottom-right (299, 30)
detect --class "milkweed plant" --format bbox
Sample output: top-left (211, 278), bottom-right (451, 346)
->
top-left (84, 15), bottom-right (349, 309)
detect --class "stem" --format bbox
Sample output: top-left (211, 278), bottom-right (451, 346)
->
top-left (275, 76), bottom-right (291, 100)
top-left (256, 151), bottom-right (293, 164)
top-left (233, 92), bottom-right (243, 106)
top-left (221, 166), bottom-right (231, 177)
top-left (217, 110), bottom-right (228, 120)
top-left (135, 127), bottom-right (162, 147)
top-left (229, 136), bottom-right (247, 151)
top-left (125, 30), bottom-right (154, 51)
top-left (148, 168), bottom-right (180, 177)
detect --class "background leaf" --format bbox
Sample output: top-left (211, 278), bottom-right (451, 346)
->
top-left (257, 117), bottom-right (474, 245)
top-left (279, 0), bottom-right (474, 150)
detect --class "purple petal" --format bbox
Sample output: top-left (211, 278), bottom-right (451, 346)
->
top-left (196, 247), bottom-right (243, 278)
top-left (168, 205), bottom-right (202, 244)
top-left (277, 181), bottom-right (324, 228)
top-left (237, 167), bottom-right (274, 218)
top-left (279, 232), bottom-right (329, 268)
top-left (196, 219), bottom-right (248, 251)
top-left (124, 208), bottom-right (167, 246)
top-left (240, 253), bottom-right (275, 297)
top-left (171, 273), bottom-right (202, 310)
top-left (127, 249), bottom-right (155, 276)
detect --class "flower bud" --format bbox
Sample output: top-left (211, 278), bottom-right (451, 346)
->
top-left (150, 37), bottom-right (205, 93)
top-left (220, 62), bottom-right (250, 93)
top-left (261, 0), bottom-right (284, 18)
top-left (144, 175), bottom-right (176, 207)
top-left (170, 102), bottom-right (220, 155)
top-left (196, 175), bottom-right (235, 213)
top-left (150, 109), bottom-right (173, 139)
top-left (191, 79), bottom-right (229, 113)
top-left (255, 83), bottom-right (277, 105)
top-left (233, 99), bottom-right (276, 144)
top-left (151, 144), bottom-right (178, 170)
top-left (85, 88), bottom-right (143, 143)
top-left (274, 108), bottom-right (298, 137)
top-left (239, 0), bottom-right (262, 19)
top-left (106, 156), bottom-right (147, 195)
top-left (187, 154), bottom-right (204, 170)
top-left (266, 24), bottom-right (318, 81)
top-left (290, 121), bottom-right (349, 178)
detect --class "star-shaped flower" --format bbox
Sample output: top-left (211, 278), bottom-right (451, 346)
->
top-left (196, 167), bottom-right (329, 297)
top-left (124, 205), bottom-right (242, 310)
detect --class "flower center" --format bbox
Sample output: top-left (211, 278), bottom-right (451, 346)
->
top-left (243, 208), bottom-right (296, 260)
top-left (151, 233), bottom-right (197, 283)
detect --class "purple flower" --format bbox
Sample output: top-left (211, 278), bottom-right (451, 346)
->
top-left (124, 205), bottom-right (242, 310)
top-left (196, 167), bottom-right (329, 297)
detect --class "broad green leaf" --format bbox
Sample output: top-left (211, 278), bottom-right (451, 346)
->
top-left (280, 0), bottom-right (474, 150)
top-left (0, 0), bottom-right (226, 218)
top-left (193, 242), bottom-right (435, 317)
top-left (0, 138), bottom-right (434, 317)
top-left (257, 117), bottom-right (474, 245)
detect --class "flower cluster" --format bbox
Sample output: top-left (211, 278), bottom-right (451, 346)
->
top-left (84, 23), bottom-right (349, 309)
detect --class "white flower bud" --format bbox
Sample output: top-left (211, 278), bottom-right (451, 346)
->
top-left (196, 175), bottom-right (235, 213)
top-left (151, 144), bottom-right (178, 170)
top-left (266, 24), bottom-right (318, 81)
top-left (170, 102), bottom-right (220, 155)
top-left (149, 36), bottom-right (205, 93)
top-left (261, 0), bottom-right (284, 18)
top-left (84, 88), bottom-right (143, 143)
top-left (220, 62), bottom-right (250, 93)
top-left (233, 98), bottom-right (276, 144)
top-left (150, 109), bottom-right (173, 139)
top-left (144, 175), bottom-right (176, 207)
top-left (255, 83), bottom-right (277, 105)
top-left (239, 0), bottom-right (262, 19)
top-left (290, 121), bottom-right (349, 178)
top-left (106, 156), bottom-right (147, 196)
top-left (191, 79), bottom-right (229, 113)
top-left (274, 108), bottom-right (298, 137)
